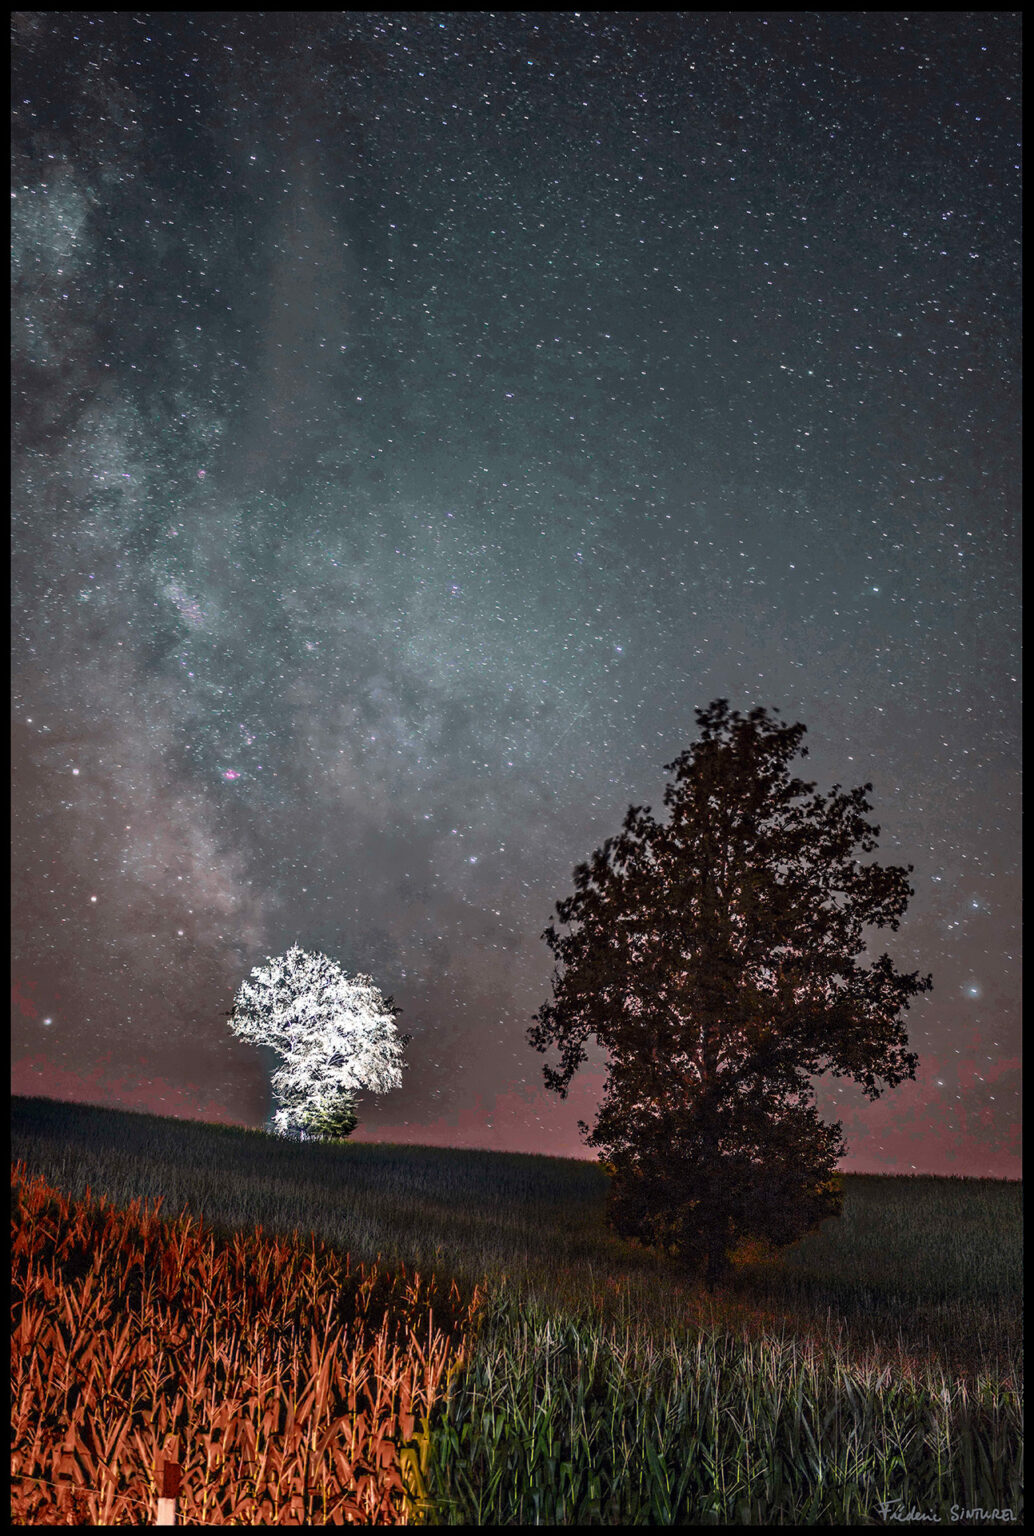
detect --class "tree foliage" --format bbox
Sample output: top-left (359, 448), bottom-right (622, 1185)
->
top-left (300, 1089), bottom-right (359, 1143)
top-left (529, 700), bottom-right (932, 1289)
top-left (228, 944), bottom-right (409, 1140)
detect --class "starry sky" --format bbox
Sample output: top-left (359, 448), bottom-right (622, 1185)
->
top-left (12, 13), bottom-right (1020, 1177)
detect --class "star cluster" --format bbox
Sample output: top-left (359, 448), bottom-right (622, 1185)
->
top-left (12, 13), bottom-right (1019, 1174)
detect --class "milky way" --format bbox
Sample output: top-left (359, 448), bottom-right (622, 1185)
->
top-left (12, 13), bottom-right (1020, 1174)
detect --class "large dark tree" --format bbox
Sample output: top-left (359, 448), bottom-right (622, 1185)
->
top-left (529, 700), bottom-right (932, 1290)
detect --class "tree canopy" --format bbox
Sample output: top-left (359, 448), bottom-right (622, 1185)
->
top-left (529, 700), bottom-right (932, 1288)
top-left (228, 943), bottom-right (408, 1140)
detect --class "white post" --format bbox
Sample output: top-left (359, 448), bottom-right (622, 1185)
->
top-left (155, 1436), bottom-right (181, 1526)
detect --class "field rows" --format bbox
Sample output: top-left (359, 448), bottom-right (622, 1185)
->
top-left (10, 1096), bottom-right (1023, 1525)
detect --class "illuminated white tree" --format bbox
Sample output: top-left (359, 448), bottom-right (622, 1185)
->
top-left (228, 944), bottom-right (408, 1140)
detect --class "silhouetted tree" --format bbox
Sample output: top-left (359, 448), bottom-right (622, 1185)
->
top-left (529, 700), bottom-right (931, 1290)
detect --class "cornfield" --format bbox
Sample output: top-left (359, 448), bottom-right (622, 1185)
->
top-left (11, 1161), bottom-right (482, 1524)
top-left (10, 1096), bottom-right (1023, 1524)
top-left (417, 1290), bottom-right (1023, 1523)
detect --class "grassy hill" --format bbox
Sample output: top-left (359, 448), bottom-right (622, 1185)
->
top-left (11, 1094), bottom-right (1023, 1524)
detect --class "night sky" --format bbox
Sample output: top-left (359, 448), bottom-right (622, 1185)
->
top-left (12, 13), bottom-right (1020, 1177)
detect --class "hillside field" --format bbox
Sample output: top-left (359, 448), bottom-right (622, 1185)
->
top-left (11, 1094), bottom-right (1022, 1525)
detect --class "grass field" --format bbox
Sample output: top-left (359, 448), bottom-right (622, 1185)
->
top-left (11, 1094), bottom-right (1023, 1524)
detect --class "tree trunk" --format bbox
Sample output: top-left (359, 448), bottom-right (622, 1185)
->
top-left (705, 1243), bottom-right (725, 1293)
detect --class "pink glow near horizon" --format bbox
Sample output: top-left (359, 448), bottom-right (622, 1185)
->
top-left (11, 1053), bottom-right (1020, 1179)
